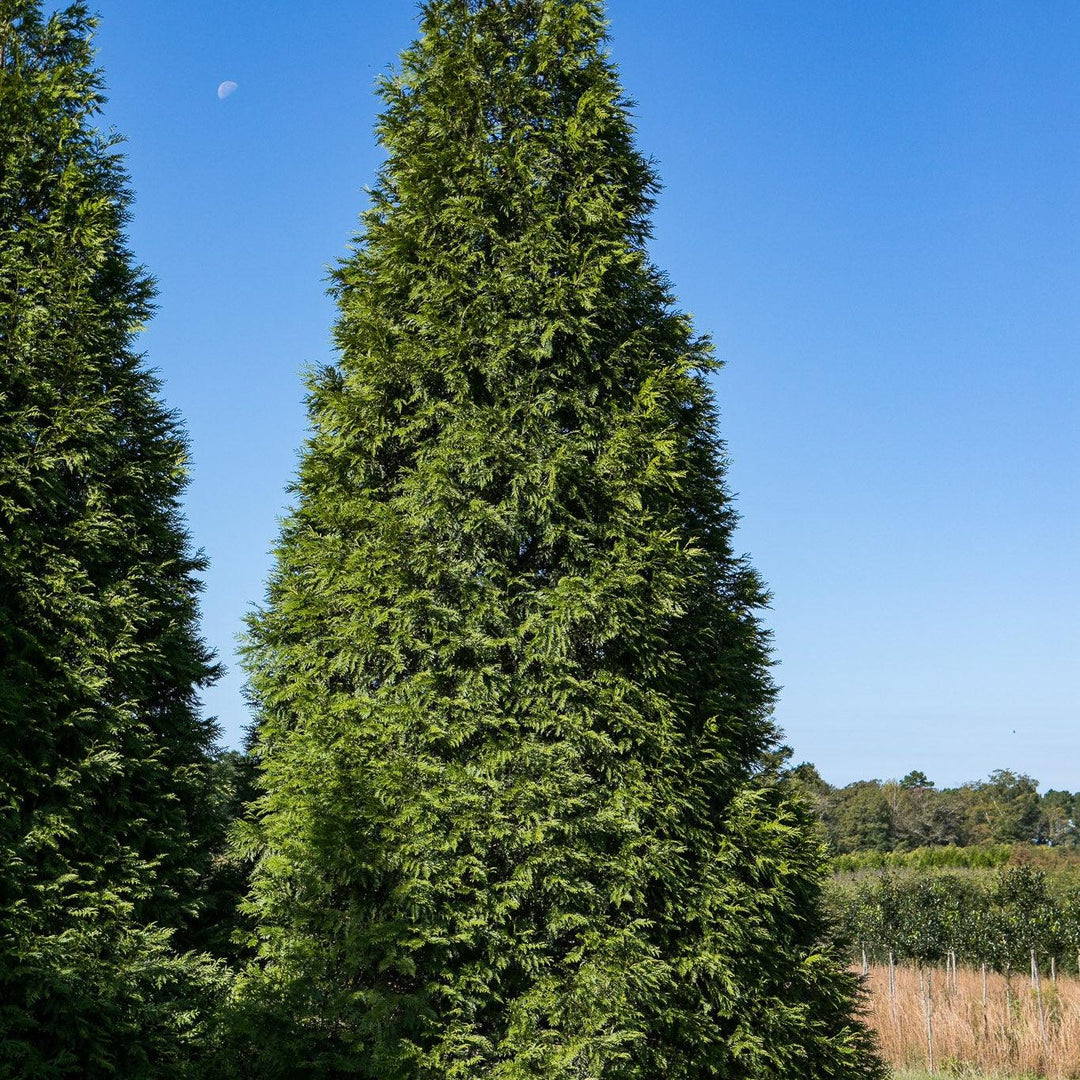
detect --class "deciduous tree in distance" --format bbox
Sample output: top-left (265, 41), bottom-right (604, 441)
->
top-left (242, 1), bottom-right (883, 1076)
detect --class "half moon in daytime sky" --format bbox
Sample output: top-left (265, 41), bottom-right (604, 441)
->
top-left (217, 80), bottom-right (238, 100)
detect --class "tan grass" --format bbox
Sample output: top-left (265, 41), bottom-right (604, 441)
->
top-left (861, 962), bottom-right (1080, 1078)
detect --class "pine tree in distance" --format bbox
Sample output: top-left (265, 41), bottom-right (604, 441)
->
top-left (0, 3), bottom-right (226, 1073)
top-left (243, 1), bottom-right (883, 1075)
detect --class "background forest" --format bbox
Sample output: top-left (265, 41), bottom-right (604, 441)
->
top-left (794, 766), bottom-right (1079, 854)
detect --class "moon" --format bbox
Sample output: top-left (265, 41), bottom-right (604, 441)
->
top-left (217, 81), bottom-right (238, 100)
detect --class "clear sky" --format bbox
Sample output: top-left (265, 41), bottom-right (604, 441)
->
top-left (88, 1), bottom-right (1078, 790)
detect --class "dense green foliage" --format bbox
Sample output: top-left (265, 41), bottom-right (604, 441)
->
top-left (831, 842), bottom-right (1080, 876)
top-left (827, 864), bottom-right (1080, 976)
top-left (792, 765), bottom-right (1074, 854)
top-left (0, 4), bottom-right (228, 1074)
top-left (832, 844), bottom-right (1017, 873)
top-left (241, 2), bottom-right (882, 1076)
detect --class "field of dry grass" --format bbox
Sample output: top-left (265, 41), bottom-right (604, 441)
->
top-left (862, 962), bottom-right (1080, 1078)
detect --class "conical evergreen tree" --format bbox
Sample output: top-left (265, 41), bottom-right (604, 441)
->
top-left (243, 1), bottom-right (882, 1076)
top-left (0, 4), bottom-right (227, 1074)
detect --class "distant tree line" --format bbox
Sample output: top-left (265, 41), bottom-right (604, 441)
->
top-left (790, 765), bottom-right (1079, 854)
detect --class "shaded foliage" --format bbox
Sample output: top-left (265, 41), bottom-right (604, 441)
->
top-left (0, 3), bottom-right (228, 1074)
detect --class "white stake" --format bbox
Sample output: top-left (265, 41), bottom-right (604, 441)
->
top-left (923, 966), bottom-right (935, 1076)
top-left (1033, 947), bottom-right (1048, 1049)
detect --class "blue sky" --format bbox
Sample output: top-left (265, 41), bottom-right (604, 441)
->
top-left (89, 1), bottom-right (1078, 789)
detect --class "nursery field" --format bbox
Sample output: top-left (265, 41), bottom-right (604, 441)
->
top-left (891, 1073), bottom-right (1014, 1079)
top-left (892, 1074), bottom-right (1021, 1080)
top-left (893, 1073), bottom-right (1040, 1079)
top-left (865, 963), bottom-right (1080, 1078)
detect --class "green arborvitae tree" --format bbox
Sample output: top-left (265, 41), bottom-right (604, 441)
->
top-left (0, 4), bottom-right (227, 1074)
top-left (242, 1), bottom-right (884, 1076)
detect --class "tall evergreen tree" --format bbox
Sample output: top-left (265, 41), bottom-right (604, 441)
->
top-left (0, 4), bottom-right (226, 1074)
top-left (243, 1), bottom-right (882, 1076)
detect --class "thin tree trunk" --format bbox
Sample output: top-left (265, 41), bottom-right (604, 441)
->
top-left (861, 945), bottom-right (868, 977)
top-left (888, 949), bottom-right (896, 1001)
top-left (1051, 954), bottom-right (1057, 985)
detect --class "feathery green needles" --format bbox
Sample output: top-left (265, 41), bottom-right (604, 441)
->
top-left (0, 4), bottom-right (228, 1075)
top-left (241, 2), bottom-right (884, 1076)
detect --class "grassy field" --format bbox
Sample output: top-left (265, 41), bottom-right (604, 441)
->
top-left (885, 1071), bottom-right (1019, 1080)
top-left (890, 1073), bottom-right (1028, 1079)
top-left (863, 963), bottom-right (1080, 1078)
top-left (891, 1073), bottom-right (1040, 1080)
